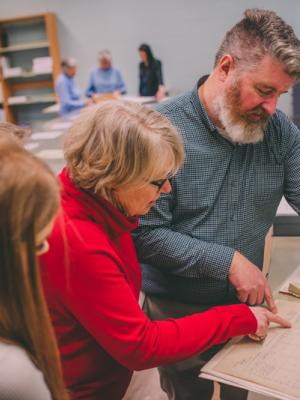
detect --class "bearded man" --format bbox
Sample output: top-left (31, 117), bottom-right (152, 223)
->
top-left (134, 8), bottom-right (300, 400)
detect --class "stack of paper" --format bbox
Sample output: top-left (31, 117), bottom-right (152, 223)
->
top-left (8, 96), bottom-right (27, 105)
top-left (3, 67), bottom-right (23, 78)
top-left (0, 56), bottom-right (9, 71)
top-left (200, 299), bottom-right (300, 400)
top-left (32, 57), bottom-right (52, 74)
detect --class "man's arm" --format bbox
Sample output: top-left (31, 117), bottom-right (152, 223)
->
top-left (115, 70), bottom-right (127, 94)
top-left (281, 114), bottom-right (300, 214)
top-left (85, 72), bottom-right (96, 97)
top-left (56, 80), bottom-right (84, 110)
top-left (134, 190), bottom-right (234, 281)
top-left (134, 185), bottom-right (275, 310)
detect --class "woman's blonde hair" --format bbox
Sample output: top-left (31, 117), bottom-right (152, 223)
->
top-left (64, 100), bottom-right (184, 201)
top-left (0, 137), bottom-right (69, 400)
top-left (0, 121), bottom-right (30, 141)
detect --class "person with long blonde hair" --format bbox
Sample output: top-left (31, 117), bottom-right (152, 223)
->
top-left (0, 132), bottom-right (69, 400)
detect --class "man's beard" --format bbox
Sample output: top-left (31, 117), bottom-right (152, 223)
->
top-left (212, 81), bottom-right (270, 144)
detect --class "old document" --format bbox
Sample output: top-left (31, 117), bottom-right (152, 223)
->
top-left (279, 264), bottom-right (300, 298)
top-left (200, 300), bottom-right (300, 400)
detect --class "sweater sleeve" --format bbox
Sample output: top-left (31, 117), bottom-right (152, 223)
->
top-left (55, 78), bottom-right (84, 111)
top-left (58, 241), bottom-right (256, 371)
top-left (85, 71), bottom-right (96, 97)
top-left (115, 69), bottom-right (127, 94)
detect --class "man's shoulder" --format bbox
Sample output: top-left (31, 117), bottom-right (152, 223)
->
top-left (55, 73), bottom-right (63, 81)
top-left (268, 109), bottom-right (300, 137)
top-left (270, 109), bottom-right (290, 124)
top-left (90, 67), bottom-right (100, 76)
top-left (263, 109), bottom-right (300, 158)
top-left (114, 67), bottom-right (123, 75)
top-left (155, 89), bottom-right (193, 116)
top-left (55, 73), bottom-right (66, 85)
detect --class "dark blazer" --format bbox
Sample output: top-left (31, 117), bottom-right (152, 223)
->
top-left (139, 59), bottom-right (163, 96)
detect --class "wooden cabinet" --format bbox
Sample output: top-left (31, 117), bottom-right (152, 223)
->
top-left (0, 13), bottom-right (60, 124)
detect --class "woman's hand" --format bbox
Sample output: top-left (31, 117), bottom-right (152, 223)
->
top-left (155, 85), bottom-right (166, 101)
top-left (249, 306), bottom-right (291, 340)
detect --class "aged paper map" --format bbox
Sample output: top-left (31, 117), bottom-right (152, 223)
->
top-left (200, 300), bottom-right (300, 400)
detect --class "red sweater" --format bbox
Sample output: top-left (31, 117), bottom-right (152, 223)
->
top-left (41, 168), bottom-right (257, 400)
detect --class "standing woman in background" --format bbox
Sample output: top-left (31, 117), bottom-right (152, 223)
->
top-left (0, 134), bottom-right (69, 400)
top-left (138, 43), bottom-right (166, 100)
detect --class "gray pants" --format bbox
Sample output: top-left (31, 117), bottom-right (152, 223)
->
top-left (144, 295), bottom-right (248, 400)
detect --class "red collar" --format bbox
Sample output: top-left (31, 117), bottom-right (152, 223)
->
top-left (59, 168), bottom-right (138, 238)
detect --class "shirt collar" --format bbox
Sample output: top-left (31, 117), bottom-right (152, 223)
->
top-left (99, 67), bottom-right (112, 72)
top-left (191, 75), bottom-right (217, 133)
top-left (59, 168), bottom-right (138, 239)
top-left (63, 72), bottom-right (73, 80)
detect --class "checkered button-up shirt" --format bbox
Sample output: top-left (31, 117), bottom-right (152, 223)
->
top-left (133, 83), bottom-right (300, 305)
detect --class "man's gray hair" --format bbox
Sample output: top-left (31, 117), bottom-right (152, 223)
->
top-left (215, 8), bottom-right (300, 79)
top-left (98, 49), bottom-right (112, 62)
top-left (61, 57), bottom-right (77, 70)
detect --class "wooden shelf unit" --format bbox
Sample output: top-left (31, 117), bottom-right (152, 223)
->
top-left (0, 13), bottom-right (60, 124)
top-left (8, 93), bottom-right (56, 105)
top-left (0, 40), bottom-right (49, 53)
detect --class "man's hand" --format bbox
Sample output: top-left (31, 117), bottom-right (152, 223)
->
top-left (249, 306), bottom-right (291, 339)
top-left (228, 251), bottom-right (277, 312)
top-left (84, 98), bottom-right (94, 106)
top-left (112, 90), bottom-right (121, 98)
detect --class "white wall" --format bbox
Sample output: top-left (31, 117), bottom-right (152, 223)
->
top-left (2, 0), bottom-right (300, 116)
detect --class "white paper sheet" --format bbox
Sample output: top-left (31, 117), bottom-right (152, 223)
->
top-left (122, 95), bottom-right (156, 104)
top-left (200, 300), bottom-right (300, 400)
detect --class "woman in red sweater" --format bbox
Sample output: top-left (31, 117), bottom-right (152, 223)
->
top-left (40, 101), bottom-right (289, 400)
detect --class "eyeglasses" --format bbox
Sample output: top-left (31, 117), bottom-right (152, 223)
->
top-left (150, 177), bottom-right (171, 191)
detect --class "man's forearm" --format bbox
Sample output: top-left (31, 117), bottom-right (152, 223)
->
top-left (134, 227), bottom-right (234, 280)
